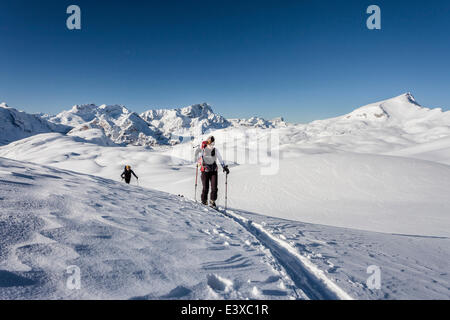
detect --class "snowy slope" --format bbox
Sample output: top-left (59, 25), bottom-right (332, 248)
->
top-left (236, 210), bottom-right (450, 300)
top-left (0, 157), bottom-right (353, 300)
top-left (1, 157), bottom-right (448, 300)
top-left (0, 157), bottom-right (296, 299)
top-left (385, 136), bottom-right (450, 165)
top-left (2, 132), bottom-right (450, 237)
top-left (160, 93), bottom-right (450, 159)
top-left (283, 93), bottom-right (450, 154)
top-left (0, 103), bottom-right (70, 146)
top-left (221, 154), bottom-right (450, 237)
top-left (2, 93), bottom-right (450, 300)
top-left (2, 92), bottom-right (450, 238)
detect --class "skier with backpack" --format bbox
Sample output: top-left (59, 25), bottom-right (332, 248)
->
top-left (121, 165), bottom-right (138, 184)
top-left (195, 136), bottom-right (230, 208)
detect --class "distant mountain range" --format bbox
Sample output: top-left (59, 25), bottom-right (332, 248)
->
top-left (0, 101), bottom-right (286, 146)
top-left (1, 93), bottom-right (449, 148)
top-left (0, 102), bottom-right (71, 145)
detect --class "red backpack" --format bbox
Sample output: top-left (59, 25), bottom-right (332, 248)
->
top-left (198, 141), bottom-right (208, 171)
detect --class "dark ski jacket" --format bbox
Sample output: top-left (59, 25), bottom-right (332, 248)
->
top-left (121, 169), bottom-right (138, 181)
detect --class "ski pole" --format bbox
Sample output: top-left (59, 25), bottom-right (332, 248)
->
top-left (225, 172), bottom-right (228, 211)
top-left (194, 164), bottom-right (199, 202)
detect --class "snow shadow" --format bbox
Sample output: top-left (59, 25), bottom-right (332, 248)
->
top-left (0, 270), bottom-right (36, 287)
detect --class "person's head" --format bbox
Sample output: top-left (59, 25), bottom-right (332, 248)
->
top-left (207, 136), bottom-right (215, 147)
top-left (125, 165), bottom-right (131, 171)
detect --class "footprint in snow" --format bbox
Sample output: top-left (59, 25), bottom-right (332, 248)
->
top-left (206, 274), bottom-right (234, 293)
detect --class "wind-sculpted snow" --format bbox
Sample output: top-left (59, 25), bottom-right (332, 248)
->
top-left (0, 157), bottom-right (305, 299)
top-left (1, 158), bottom-right (448, 299)
top-left (234, 210), bottom-right (450, 300)
top-left (2, 92), bottom-right (450, 300)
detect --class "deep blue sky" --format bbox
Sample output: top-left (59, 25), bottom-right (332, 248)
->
top-left (1, 0), bottom-right (449, 122)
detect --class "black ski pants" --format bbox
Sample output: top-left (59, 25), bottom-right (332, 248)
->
top-left (201, 171), bottom-right (218, 203)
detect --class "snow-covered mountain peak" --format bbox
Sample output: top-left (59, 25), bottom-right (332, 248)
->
top-left (377, 92), bottom-right (446, 124)
top-left (0, 103), bottom-right (71, 145)
top-left (2, 100), bottom-right (291, 147)
top-left (67, 103), bottom-right (133, 120)
top-left (98, 104), bottom-right (133, 117)
top-left (141, 103), bottom-right (217, 120)
top-left (229, 116), bottom-right (287, 128)
top-left (140, 103), bottom-right (230, 138)
top-left (180, 103), bottom-right (214, 118)
top-left (47, 103), bottom-right (162, 146)
top-left (392, 92), bottom-right (420, 105)
top-left (341, 92), bottom-right (429, 123)
top-left (70, 103), bottom-right (98, 113)
top-left (377, 92), bottom-right (423, 110)
top-left (2, 92), bottom-right (448, 150)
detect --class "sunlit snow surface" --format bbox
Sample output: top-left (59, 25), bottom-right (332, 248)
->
top-left (0, 158), bottom-right (448, 299)
top-left (1, 93), bottom-right (450, 299)
top-left (0, 158), bottom-right (303, 299)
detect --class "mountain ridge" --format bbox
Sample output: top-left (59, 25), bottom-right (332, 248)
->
top-left (1, 93), bottom-right (449, 147)
top-left (0, 103), bottom-right (71, 145)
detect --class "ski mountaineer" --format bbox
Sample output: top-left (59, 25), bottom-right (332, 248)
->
top-left (121, 165), bottom-right (138, 184)
top-left (195, 136), bottom-right (230, 208)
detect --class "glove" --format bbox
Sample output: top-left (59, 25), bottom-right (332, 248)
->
top-left (223, 165), bottom-right (230, 174)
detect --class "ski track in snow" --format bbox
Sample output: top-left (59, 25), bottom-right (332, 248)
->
top-left (218, 208), bottom-right (353, 300)
top-left (233, 210), bottom-right (450, 300)
top-left (0, 157), bottom-right (312, 300)
top-left (1, 94), bottom-right (450, 299)
top-left (1, 157), bottom-right (449, 299)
